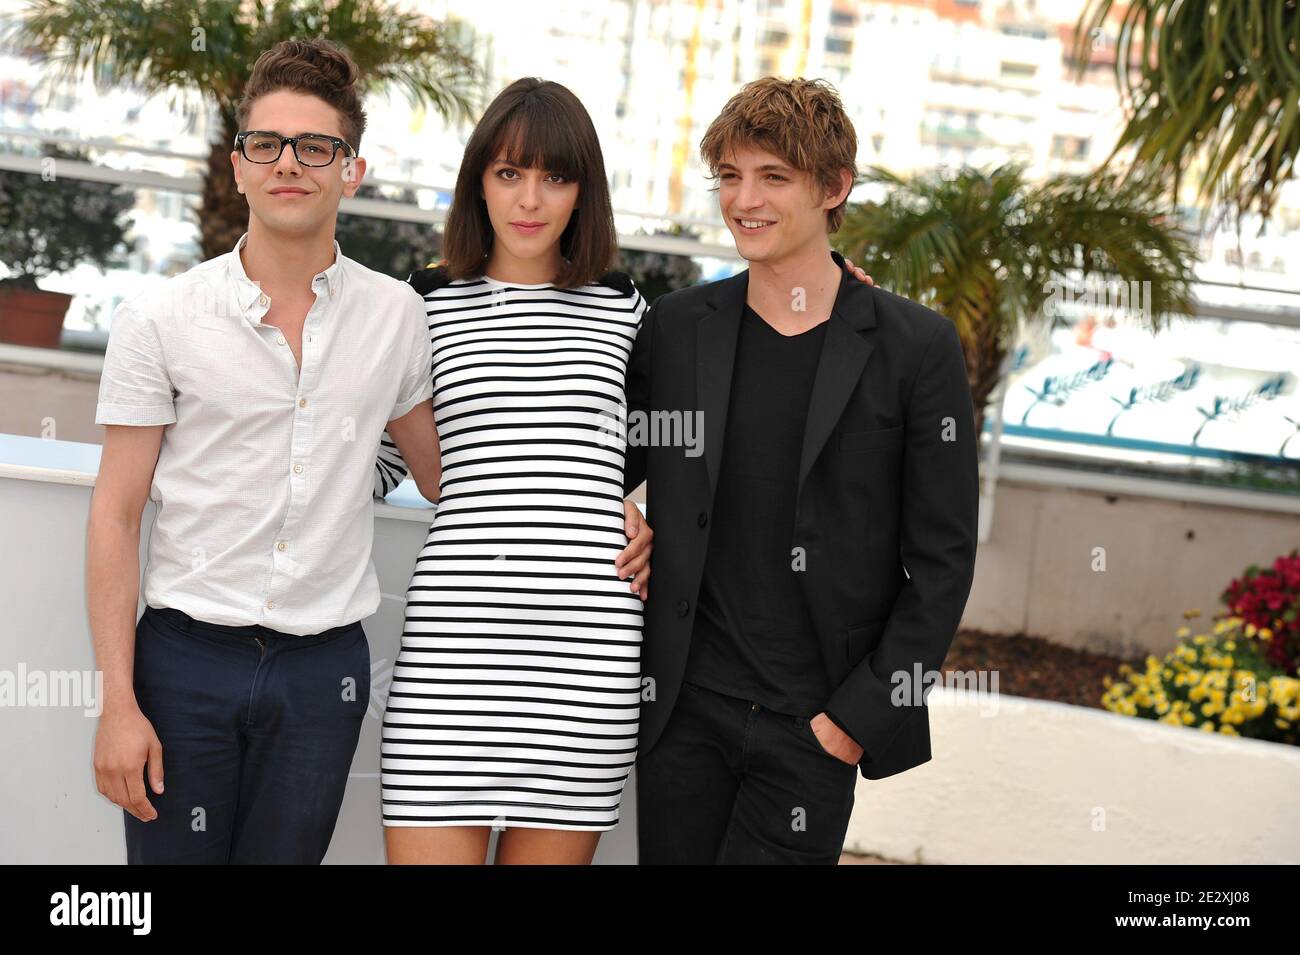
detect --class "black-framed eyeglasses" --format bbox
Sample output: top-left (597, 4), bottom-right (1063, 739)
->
top-left (234, 130), bottom-right (356, 167)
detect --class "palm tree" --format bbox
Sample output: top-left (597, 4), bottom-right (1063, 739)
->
top-left (835, 163), bottom-right (1198, 437)
top-left (7, 0), bottom-right (481, 260)
top-left (1074, 0), bottom-right (1300, 222)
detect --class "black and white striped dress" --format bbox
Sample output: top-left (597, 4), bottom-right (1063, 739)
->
top-left (375, 266), bottom-right (646, 831)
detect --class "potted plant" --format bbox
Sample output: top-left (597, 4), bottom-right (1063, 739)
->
top-left (0, 146), bottom-right (136, 348)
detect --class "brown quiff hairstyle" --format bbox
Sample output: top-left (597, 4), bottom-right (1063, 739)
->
top-left (442, 77), bottom-right (617, 289)
top-left (236, 39), bottom-right (367, 152)
top-left (700, 76), bottom-right (859, 233)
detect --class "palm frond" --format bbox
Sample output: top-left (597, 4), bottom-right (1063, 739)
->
top-left (3, 0), bottom-right (481, 122)
top-left (1072, 0), bottom-right (1300, 220)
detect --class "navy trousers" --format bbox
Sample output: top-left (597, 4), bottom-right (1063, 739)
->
top-left (636, 680), bottom-right (860, 864)
top-left (123, 605), bottom-right (370, 864)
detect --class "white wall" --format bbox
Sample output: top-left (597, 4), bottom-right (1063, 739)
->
top-left (964, 477), bottom-right (1300, 657)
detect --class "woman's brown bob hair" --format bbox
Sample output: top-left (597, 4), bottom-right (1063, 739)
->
top-left (442, 77), bottom-right (617, 289)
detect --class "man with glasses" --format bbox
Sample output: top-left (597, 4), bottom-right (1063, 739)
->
top-left (85, 39), bottom-right (445, 863)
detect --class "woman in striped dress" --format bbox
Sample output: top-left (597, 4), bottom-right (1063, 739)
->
top-left (374, 78), bottom-right (654, 864)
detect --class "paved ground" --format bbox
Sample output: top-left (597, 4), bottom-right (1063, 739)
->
top-left (839, 851), bottom-right (898, 864)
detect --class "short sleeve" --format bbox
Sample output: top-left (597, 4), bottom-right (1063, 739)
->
top-left (95, 300), bottom-right (177, 426)
top-left (389, 286), bottom-right (434, 421)
top-left (631, 285), bottom-right (648, 330)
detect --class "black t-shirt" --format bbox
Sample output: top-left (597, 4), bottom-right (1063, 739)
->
top-left (683, 302), bottom-right (831, 716)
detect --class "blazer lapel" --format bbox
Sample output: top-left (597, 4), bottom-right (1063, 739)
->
top-left (797, 252), bottom-right (878, 499)
top-left (696, 251), bottom-right (878, 506)
top-left (698, 269), bottom-right (747, 506)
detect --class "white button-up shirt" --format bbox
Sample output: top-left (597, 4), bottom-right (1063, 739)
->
top-left (95, 233), bottom-right (434, 635)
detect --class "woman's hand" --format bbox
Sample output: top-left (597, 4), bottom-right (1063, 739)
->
top-left (841, 256), bottom-right (875, 286)
top-left (615, 499), bottom-right (653, 601)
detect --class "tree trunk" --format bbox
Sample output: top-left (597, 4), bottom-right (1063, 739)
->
top-left (961, 310), bottom-right (1008, 447)
top-left (198, 109), bottom-right (248, 262)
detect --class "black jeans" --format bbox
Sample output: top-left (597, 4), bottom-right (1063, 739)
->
top-left (123, 606), bottom-right (370, 864)
top-left (636, 680), bottom-right (859, 864)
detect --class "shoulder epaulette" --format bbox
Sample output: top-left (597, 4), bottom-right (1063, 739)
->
top-left (407, 264), bottom-right (453, 296)
top-left (596, 270), bottom-right (635, 296)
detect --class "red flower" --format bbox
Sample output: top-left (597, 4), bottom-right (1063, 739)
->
top-left (1220, 548), bottom-right (1300, 675)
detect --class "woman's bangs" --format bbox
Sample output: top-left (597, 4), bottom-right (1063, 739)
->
top-left (494, 112), bottom-right (583, 182)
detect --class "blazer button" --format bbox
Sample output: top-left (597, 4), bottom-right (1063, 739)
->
top-left (697, 511), bottom-right (708, 527)
top-left (675, 599), bottom-right (689, 617)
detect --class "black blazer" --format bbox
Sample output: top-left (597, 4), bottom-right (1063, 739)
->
top-left (622, 249), bottom-right (979, 780)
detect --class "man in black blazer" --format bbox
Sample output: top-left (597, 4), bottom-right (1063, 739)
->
top-left (621, 77), bottom-right (980, 864)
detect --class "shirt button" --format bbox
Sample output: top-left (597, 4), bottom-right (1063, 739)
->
top-left (675, 599), bottom-right (689, 617)
top-left (298, 398), bottom-right (308, 408)
top-left (276, 541), bottom-right (287, 551)
top-left (697, 511), bottom-right (708, 527)
top-left (266, 600), bottom-right (275, 610)
top-left (258, 294), bottom-right (268, 306)
top-left (277, 335), bottom-right (287, 345)
top-left (293, 463), bottom-right (303, 473)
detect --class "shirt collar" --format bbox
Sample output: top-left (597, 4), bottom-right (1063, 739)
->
top-left (314, 239), bottom-right (346, 299)
top-left (227, 233), bottom-right (265, 315)
top-left (227, 232), bottom-right (346, 316)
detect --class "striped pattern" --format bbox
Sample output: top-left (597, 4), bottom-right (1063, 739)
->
top-left (378, 273), bottom-right (647, 830)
